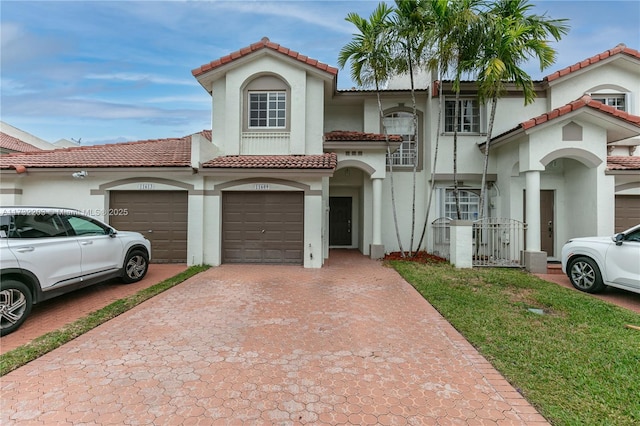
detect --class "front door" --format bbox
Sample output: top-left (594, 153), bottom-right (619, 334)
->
top-left (540, 190), bottom-right (554, 256)
top-left (329, 197), bottom-right (352, 246)
top-left (524, 189), bottom-right (555, 257)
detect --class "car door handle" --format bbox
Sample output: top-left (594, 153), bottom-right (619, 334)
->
top-left (81, 241), bottom-right (93, 245)
top-left (15, 247), bottom-right (35, 253)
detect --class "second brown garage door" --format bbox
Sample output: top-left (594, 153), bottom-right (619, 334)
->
top-left (109, 191), bottom-right (188, 263)
top-left (615, 195), bottom-right (640, 232)
top-left (222, 191), bottom-right (304, 264)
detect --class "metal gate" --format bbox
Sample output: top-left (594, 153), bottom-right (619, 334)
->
top-left (431, 217), bottom-right (452, 260)
top-left (430, 217), bottom-right (526, 267)
top-left (473, 218), bottom-right (526, 267)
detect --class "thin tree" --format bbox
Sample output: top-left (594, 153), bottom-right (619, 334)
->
top-left (415, 0), bottom-right (482, 250)
top-left (390, 0), bottom-right (428, 256)
top-left (338, 2), bottom-right (406, 256)
top-left (473, 0), bottom-right (569, 217)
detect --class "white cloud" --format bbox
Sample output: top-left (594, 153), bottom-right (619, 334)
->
top-left (84, 72), bottom-right (195, 86)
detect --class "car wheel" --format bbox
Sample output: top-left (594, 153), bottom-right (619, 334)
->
top-left (122, 250), bottom-right (149, 284)
top-left (0, 280), bottom-right (33, 336)
top-left (568, 256), bottom-right (605, 293)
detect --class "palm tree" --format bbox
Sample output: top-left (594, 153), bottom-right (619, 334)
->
top-left (415, 0), bottom-right (482, 251)
top-left (390, 0), bottom-right (428, 255)
top-left (338, 2), bottom-right (406, 256)
top-left (473, 0), bottom-right (569, 217)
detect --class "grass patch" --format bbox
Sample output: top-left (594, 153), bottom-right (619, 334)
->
top-left (0, 265), bottom-right (209, 376)
top-left (391, 261), bottom-right (640, 425)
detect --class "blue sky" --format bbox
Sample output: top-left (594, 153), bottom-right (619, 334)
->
top-left (1, 0), bottom-right (639, 145)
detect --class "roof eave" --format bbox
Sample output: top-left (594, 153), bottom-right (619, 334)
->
top-left (0, 166), bottom-right (194, 175)
top-left (605, 169), bottom-right (640, 175)
top-left (198, 167), bottom-right (335, 177)
top-left (324, 141), bottom-right (403, 152)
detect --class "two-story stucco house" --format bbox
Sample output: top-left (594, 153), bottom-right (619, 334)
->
top-left (1, 38), bottom-right (639, 271)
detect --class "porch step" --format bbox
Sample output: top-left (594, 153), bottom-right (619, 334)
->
top-left (547, 263), bottom-right (564, 275)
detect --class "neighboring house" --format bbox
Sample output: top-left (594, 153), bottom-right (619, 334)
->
top-left (1, 39), bottom-right (639, 270)
top-left (0, 121), bottom-right (75, 154)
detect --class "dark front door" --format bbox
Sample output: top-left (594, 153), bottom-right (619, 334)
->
top-left (329, 197), bottom-right (352, 246)
top-left (540, 190), bottom-right (555, 256)
top-left (523, 189), bottom-right (555, 257)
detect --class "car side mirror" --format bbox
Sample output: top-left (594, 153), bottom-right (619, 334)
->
top-left (613, 233), bottom-right (624, 246)
top-left (108, 228), bottom-right (117, 238)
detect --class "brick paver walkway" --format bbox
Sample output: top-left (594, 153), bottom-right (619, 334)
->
top-left (1, 251), bottom-right (548, 425)
top-left (1, 264), bottom-right (188, 353)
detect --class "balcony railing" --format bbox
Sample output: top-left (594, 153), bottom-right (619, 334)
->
top-left (241, 132), bottom-right (290, 155)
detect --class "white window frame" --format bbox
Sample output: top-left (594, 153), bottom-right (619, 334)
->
top-left (591, 94), bottom-right (626, 111)
top-left (444, 98), bottom-right (482, 133)
top-left (248, 91), bottom-right (286, 129)
top-left (385, 111), bottom-right (417, 167)
top-left (443, 189), bottom-right (480, 221)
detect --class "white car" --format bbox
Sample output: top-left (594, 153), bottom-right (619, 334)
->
top-left (561, 224), bottom-right (640, 295)
top-left (0, 207), bottom-right (151, 336)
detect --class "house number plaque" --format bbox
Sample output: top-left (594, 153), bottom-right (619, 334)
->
top-left (255, 184), bottom-right (270, 190)
top-left (138, 183), bottom-right (154, 190)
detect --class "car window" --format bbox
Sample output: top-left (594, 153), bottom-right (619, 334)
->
top-left (7, 214), bottom-right (70, 238)
top-left (624, 228), bottom-right (640, 242)
top-left (64, 215), bottom-right (110, 236)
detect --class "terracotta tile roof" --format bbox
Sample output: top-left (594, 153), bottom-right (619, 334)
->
top-left (545, 44), bottom-right (640, 82)
top-left (324, 131), bottom-right (404, 142)
top-left (490, 95), bottom-right (640, 142)
top-left (192, 37), bottom-right (338, 77)
top-left (0, 132), bottom-right (43, 153)
top-left (200, 129), bottom-right (212, 141)
top-left (0, 136), bottom-right (191, 170)
top-left (607, 156), bottom-right (640, 170)
top-left (202, 153), bottom-right (337, 170)
top-left (520, 95), bottom-right (640, 130)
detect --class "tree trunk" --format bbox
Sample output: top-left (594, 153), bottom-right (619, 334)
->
top-left (377, 82), bottom-right (404, 257)
top-left (407, 46), bottom-right (418, 257)
top-left (479, 96), bottom-right (498, 218)
top-left (416, 73), bottom-right (443, 252)
top-left (453, 86), bottom-right (461, 219)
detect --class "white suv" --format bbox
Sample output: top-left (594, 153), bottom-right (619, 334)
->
top-left (0, 207), bottom-right (151, 336)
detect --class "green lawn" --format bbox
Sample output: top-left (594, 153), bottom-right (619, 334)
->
top-left (392, 261), bottom-right (640, 426)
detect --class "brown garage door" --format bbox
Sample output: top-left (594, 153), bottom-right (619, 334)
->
top-left (109, 191), bottom-right (188, 263)
top-left (222, 191), bottom-right (303, 264)
top-left (615, 195), bottom-right (640, 232)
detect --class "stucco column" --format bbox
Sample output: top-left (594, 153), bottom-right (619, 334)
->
top-left (523, 170), bottom-right (547, 273)
top-left (370, 177), bottom-right (384, 259)
top-left (525, 170), bottom-right (541, 251)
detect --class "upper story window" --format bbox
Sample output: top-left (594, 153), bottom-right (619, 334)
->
top-left (249, 91), bottom-right (286, 128)
top-left (445, 99), bottom-right (480, 133)
top-left (592, 94), bottom-right (626, 111)
top-left (243, 75), bottom-right (290, 132)
top-left (385, 111), bottom-right (417, 167)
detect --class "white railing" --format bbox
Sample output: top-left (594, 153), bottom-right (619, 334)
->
top-left (431, 217), bottom-right (452, 260)
top-left (472, 218), bottom-right (526, 267)
top-left (241, 132), bottom-right (290, 155)
top-left (430, 217), bottom-right (526, 267)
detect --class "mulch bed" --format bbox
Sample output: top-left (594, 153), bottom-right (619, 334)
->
top-left (384, 251), bottom-right (448, 264)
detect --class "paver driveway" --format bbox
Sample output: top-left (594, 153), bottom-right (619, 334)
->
top-left (1, 251), bottom-right (548, 425)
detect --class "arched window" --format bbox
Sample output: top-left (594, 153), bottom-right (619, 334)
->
top-left (243, 75), bottom-right (290, 131)
top-left (384, 111), bottom-right (417, 167)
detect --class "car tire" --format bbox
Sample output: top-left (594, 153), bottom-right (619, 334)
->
top-left (122, 250), bottom-right (149, 284)
top-left (567, 256), bottom-right (605, 294)
top-left (0, 280), bottom-right (33, 336)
